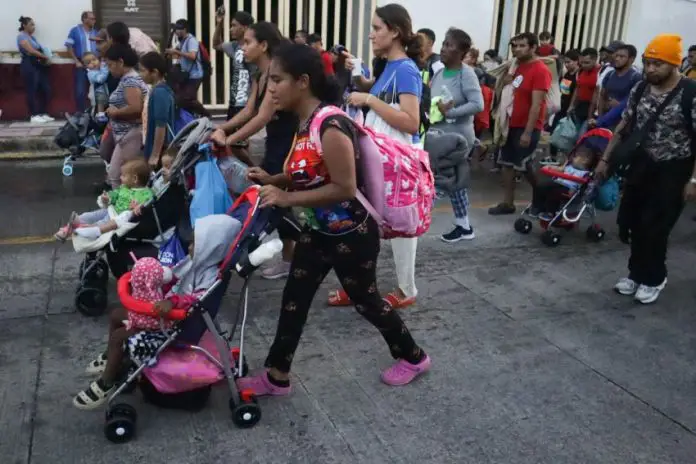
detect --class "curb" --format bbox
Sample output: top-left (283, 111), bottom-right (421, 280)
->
top-left (0, 150), bottom-right (65, 161)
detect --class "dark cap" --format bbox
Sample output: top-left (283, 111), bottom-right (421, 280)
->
top-left (174, 19), bottom-right (188, 30)
top-left (601, 40), bottom-right (625, 53)
top-left (330, 44), bottom-right (347, 55)
top-left (89, 28), bottom-right (108, 42)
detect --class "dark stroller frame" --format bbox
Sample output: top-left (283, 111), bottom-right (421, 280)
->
top-left (103, 187), bottom-right (283, 443)
top-left (75, 172), bottom-right (189, 317)
top-left (59, 109), bottom-right (108, 177)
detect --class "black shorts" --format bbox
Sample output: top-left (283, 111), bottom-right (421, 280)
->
top-left (499, 127), bottom-right (541, 172)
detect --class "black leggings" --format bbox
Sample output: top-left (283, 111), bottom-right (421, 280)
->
top-left (264, 218), bottom-right (423, 373)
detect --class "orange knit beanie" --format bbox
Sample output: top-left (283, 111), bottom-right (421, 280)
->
top-left (643, 34), bottom-right (683, 66)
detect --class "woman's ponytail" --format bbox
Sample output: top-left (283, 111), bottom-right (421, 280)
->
top-left (405, 33), bottom-right (423, 64)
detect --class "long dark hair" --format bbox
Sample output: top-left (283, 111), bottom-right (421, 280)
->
top-left (18, 16), bottom-right (32, 32)
top-left (105, 43), bottom-right (139, 67)
top-left (375, 4), bottom-right (422, 63)
top-left (273, 43), bottom-right (342, 105)
top-left (249, 21), bottom-right (287, 57)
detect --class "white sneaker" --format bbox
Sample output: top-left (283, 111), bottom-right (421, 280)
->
top-left (634, 279), bottom-right (667, 305)
top-left (30, 115), bottom-right (47, 124)
top-left (41, 114), bottom-right (55, 122)
top-left (613, 277), bottom-right (637, 295)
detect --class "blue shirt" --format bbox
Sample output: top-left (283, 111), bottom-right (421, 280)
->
top-left (178, 34), bottom-right (203, 80)
top-left (602, 68), bottom-right (642, 103)
top-left (16, 32), bottom-right (41, 57)
top-left (369, 58), bottom-right (422, 143)
top-left (144, 83), bottom-right (176, 159)
top-left (65, 25), bottom-right (98, 60)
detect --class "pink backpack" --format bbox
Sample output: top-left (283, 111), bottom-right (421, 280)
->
top-left (309, 106), bottom-right (435, 239)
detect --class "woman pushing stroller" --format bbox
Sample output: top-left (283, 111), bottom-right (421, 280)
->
top-left (235, 43), bottom-right (430, 398)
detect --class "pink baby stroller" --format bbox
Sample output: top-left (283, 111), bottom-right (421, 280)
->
top-left (102, 186), bottom-right (286, 443)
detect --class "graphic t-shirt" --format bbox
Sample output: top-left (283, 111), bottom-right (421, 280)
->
top-left (576, 66), bottom-right (600, 102)
top-left (559, 71), bottom-right (577, 113)
top-left (221, 41), bottom-right (255, 108)
top-left (509, 59), bottom-right (552, 130)
top-left (284, 110), bottom-right (368, 235)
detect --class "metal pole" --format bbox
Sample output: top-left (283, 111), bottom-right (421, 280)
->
top-left (497, 0), bottom-right (515, 58)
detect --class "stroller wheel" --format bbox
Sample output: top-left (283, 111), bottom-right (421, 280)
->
top-left (62, 163), bottom-right (73, 177)
top-left (104, 403), bottom-right (137, 443)
top-left (75, 287), bottom-right (108, 317)
top-left (586, 225), bottom-right (606, 243)
top-left (230, 399), bottom-right (261, 428)
top-left (514, 218), bottom-right (533, 234)
top-left (541, 230), bottom-right (562, 247)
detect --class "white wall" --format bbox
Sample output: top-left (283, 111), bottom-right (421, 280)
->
top-left (0, 0), bottom-right (92, 52)
top-left (625, 0), bottom-right (696, 56)
top-left (378, 0), bottom-right (496, 53)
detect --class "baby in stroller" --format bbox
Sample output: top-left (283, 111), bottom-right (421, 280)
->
top-left (515, 128), bottom-right (613, 246)
top-left (73, 214), bottom-right (242, 410)
top-left (530, 143), bottom-right (598, 217)
top-left (55, 159), bottom-right (154, 241)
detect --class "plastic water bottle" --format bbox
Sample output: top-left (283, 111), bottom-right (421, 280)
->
top-left (248, 238), bottom-right (283, 267)
top-left (441, 86), bottom-right (456, 124)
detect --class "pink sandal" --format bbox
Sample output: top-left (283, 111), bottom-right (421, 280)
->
top-left (381, 355), bottom-right (431, 386)
top-left (236, 370), bottom-right (292, 397)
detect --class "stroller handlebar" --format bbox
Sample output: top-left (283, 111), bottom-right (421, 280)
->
top-left (539, 166), bottom-right (591, 185)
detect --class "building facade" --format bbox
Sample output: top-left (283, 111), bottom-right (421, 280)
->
top-left (2, 0), bottom-right (696, 109)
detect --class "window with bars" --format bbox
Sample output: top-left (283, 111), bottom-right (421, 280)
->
top-left (492, 0), bottom-right (631, 55)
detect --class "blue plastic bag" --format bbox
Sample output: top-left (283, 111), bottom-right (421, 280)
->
top-left (159, 232), bottom-right (187, 267)
top-left (595, 176), bottom-right (620, 211)
top-left (189, 152), bottom-right (233, 227)
top-left (550, 116), bottom-right (578, 152)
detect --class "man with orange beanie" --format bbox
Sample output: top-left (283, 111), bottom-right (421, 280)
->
top-left (596, 33), bottom-right (696, 305)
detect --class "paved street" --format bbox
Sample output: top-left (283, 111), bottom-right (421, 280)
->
top-left (1, 158), bottom-right (696, 464)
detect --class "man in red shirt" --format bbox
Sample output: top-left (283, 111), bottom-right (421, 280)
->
top-left (568, 47), bottom-right (599, 123)
top-left (490, 32), bottom-right (552, 215)
top-left (307, 33), bottom-right (334, 76)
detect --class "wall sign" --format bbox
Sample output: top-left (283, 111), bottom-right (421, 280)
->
top-left (125, 0), bottom-right (140, 13)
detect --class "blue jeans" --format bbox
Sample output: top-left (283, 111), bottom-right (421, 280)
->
top-left (74, 67), bottom-right (88, 112)
top-left (20, 57), bottom-right (51, 116)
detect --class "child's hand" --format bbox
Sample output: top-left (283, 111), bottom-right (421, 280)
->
top-left (100, 192), bottom-right (110, 205)
top-left (154, 300), bottom-right (173, 316)
top-left (129, 200), bottom-right (143, 216)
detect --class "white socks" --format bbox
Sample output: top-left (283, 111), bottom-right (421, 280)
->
top-left (75, 227), bottom-right (101, 239)
top-left (455, 216), bottom-right (471, 230)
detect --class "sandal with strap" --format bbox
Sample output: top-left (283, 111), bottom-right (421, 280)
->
top-left (384, 291), bottom-right (416, 310)
top-left (73, 380), bottom-right (114, 410)
top-left (328, 289), bottom-right (352, 307)
top-left (85, 353), bottom-right (107, 375)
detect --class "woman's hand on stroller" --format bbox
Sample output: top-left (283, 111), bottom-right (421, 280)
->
top-left (259, 185), bottom-right (290, 208)
top-left (594, 158), bottom-right (609, 182)
top-left (210, 128), bottom-right (227, 146)
top-left (247, 166), bottom-right (272, 185)
top-left (154, 300), bottom-right (173, 316)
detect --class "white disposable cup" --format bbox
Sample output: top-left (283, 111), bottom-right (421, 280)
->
top-left (350, 58), bottom-right (363, 77)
